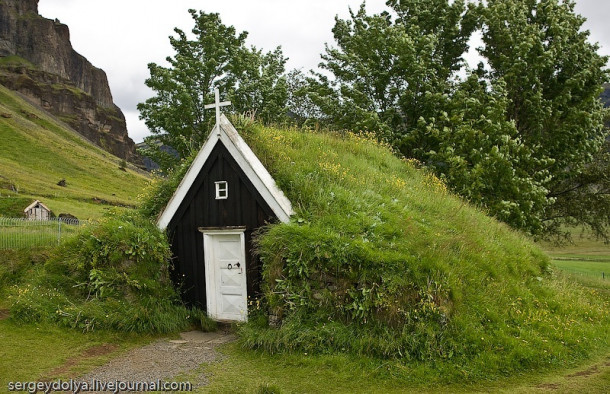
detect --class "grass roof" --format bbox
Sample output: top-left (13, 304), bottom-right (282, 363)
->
top-left (228, 122), bottom-right (609, 380)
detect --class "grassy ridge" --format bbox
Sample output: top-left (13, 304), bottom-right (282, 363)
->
top-left (0, 85), bottom-right (148, 219)
top-left (232, 124), bottom-right (609, 381)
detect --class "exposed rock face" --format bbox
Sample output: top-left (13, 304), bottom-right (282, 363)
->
top-left (0, 0), bottom-right (139, 162)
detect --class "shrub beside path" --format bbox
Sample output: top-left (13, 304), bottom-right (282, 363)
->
top-left (81, 329), bottom-right (236, 389)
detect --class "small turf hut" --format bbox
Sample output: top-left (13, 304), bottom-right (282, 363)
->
top-left (24, 200), bottom-right (51, 220)
top-left (157, 114), bottom-right (293, 322)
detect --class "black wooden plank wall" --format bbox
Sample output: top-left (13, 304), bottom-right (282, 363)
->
top-left (167, 141), bottom-right (277, 308)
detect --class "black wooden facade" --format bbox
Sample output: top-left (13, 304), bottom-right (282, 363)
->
top-left (166, 142), bottom-right (278, 308)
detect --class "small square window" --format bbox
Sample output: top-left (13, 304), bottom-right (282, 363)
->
top-left (215, 181), bottom-right (228, 199)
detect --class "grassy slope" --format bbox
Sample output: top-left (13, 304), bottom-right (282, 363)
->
top-left (0, 84), bottom-right (148, 219)
top-left (233, 124), bottom-right (609, 380)
top-left (203, 234), bottom-right (610, 393)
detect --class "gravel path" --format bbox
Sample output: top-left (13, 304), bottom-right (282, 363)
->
top-left (81, 329), bottom-right (236, 389)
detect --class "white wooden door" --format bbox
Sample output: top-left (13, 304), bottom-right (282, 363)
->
top-left (203, 231), bottom-right (248, 322)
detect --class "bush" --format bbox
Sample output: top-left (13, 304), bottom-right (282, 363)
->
top-left (0, 248), bottom-right (48, 299)
top-left (9, 210), bottom-right (211, 333)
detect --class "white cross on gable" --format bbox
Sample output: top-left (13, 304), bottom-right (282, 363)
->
top-left (204, 88), bottom-right (231, 128)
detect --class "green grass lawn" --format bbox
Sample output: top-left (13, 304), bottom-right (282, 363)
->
top-left (201, 271), bottom-right (610, 393)
top-left (552, 259), bottom-right (609, 278)
top-left (0, 236), bottom-right (607, 392)
top-left (0, 319), bottom-right (155, 385)
top-left (1, 232), bottom-right (606, 392)
top-left (542, 228), bottom-right (610, 281)
top-left (1, 314), bottom-right (606, 393)
top-left (200, 342), bottom-right (610, 393)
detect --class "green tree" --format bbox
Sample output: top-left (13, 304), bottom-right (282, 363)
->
top-left (228, 46), bottom-right (288, 125)
top-left (307, 0), bottom-right (476, 144)
top-left (480, 0), bottom-right (609, 239)
top-left (419, 75), bottom-right (553, 232)
top-left (138, 10), bottom-right (288, 172)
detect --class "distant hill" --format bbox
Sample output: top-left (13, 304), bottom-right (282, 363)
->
top-left (0, 85), bottom-right (149, 219)
top-left (0, 0), bottom-right (139, 163)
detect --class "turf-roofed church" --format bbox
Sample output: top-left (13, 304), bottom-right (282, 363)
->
top-left (157, 92), bottom-right (293, 322)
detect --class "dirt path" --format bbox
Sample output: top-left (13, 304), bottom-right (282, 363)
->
top-left (81, 329), bottom-right (236, 389)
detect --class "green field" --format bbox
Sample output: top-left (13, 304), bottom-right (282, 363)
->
top-left (0, 85), bottom-right (149, 220)
top-left (543, 229), bottom-right (610, 281)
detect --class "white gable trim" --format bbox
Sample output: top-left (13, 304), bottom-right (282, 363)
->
top-left (24, 200), bottom-right (50, 213)
top-left (157, 115), bottom-right (293, 230)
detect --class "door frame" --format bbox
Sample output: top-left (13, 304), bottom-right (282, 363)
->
top-left (200, 227), bottom-right (247, 322)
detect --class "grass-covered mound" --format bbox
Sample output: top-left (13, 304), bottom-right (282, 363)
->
top-left (7, 210), bottom-right (214, 333)
top-left (228, 125), bottom-right (608, 379)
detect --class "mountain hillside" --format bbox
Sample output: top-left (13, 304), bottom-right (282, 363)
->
top-left (0, 0), bottom-right (138, 162)
top-left (0, 84), bottom-right (148, 219)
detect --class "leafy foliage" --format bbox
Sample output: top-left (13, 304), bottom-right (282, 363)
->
top-left (306, 0), bottom-right (476, 137)
top-left (138, 10), bottom-right (288, 173)
top-left (414, 76), bottom-right (553, 233)
top-left (480, 0), bottom-right (610, 239)
top-left (9, 211), bottom-right (215, 333)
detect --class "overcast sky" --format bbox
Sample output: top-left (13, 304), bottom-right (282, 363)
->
top-left (37, 0), bottom-right (610, 143)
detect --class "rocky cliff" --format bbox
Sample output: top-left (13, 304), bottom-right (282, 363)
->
top-left (0, 0), bottom-right (138, 162)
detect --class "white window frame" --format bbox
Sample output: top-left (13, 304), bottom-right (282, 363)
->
top-left (215, 181), bottom-right (228, 200)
